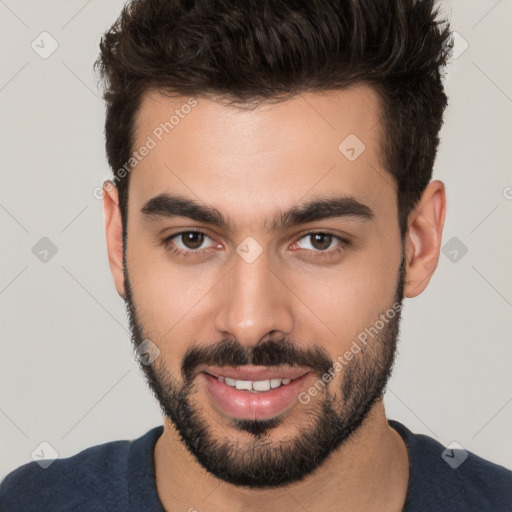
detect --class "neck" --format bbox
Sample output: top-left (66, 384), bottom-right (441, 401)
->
top-left (154, 401), bottom-right (409, 512)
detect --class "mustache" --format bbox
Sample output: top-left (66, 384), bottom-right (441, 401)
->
top-left (182, 337), bottom-right (334, 383)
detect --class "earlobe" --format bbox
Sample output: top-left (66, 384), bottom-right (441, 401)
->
top-left (403, 180), bottom-right (446, 298)
top-left (102, 180), bottom-right (125, 298)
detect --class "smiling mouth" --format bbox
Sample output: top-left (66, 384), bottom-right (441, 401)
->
top-left (203, 373), bottom-right (304, 393)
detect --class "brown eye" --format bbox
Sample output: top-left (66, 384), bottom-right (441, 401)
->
top-left (309, 233), bottom-right (333, 251)
top-left (161, 229), bottom-right (218, 258)
top-left (180, 231), bottom-right (205, 250)
top-left (292, 232), bottom-right (350, 257)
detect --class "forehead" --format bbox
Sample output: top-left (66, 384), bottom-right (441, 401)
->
top-left (129, 85), bottom-right (395, 228)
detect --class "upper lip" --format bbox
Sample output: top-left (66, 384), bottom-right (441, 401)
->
top-left (202, 365), bottom-right (310, 381)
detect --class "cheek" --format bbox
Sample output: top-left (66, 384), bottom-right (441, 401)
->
top-left (126, 238), bottom-right (223, 345)
top-left (289, 238), bottom-right (402, 350)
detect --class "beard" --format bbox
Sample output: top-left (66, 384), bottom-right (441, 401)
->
top-left (122, 248), bottom-right (406, 489)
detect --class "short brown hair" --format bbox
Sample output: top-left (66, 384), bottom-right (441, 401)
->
top-left (94, 0), bottom-right (453, 240)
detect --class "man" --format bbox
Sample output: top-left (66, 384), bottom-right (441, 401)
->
top-left (1, 0), bottom-right (511, 510)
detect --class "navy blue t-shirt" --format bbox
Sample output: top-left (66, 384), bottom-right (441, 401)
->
top-left (1, 420), bottom-right (511, 511)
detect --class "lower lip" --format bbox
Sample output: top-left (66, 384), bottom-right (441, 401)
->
top-left (201, 372), bottom-right (314, 421)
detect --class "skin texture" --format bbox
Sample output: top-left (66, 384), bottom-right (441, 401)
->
top-left (103, 84), bottom-right (446, 511)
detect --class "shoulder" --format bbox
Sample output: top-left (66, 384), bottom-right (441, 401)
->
top-left (389, 420), bottom-right (512, 512)
top-left (0, 427), bottom-right (163, 512)
top-left (0, 439), bottom-right (130, 512)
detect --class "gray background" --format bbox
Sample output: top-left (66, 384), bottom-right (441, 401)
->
top-left (1, 0), bottom-right (511, 479)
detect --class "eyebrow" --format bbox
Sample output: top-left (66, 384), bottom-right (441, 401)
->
top-left (140, 193), bottom-right (374, 231)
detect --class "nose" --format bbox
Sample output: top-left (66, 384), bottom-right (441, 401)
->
top-left (213, 248), bottom-right (294, 348)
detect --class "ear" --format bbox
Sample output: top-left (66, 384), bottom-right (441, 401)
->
top-left (103, 180), bottom-right (125, 298)
top-left (403, 180), bottom-right (446, 298)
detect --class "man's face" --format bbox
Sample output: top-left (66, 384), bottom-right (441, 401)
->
top-left (121, 86), bottom-right (405, 488)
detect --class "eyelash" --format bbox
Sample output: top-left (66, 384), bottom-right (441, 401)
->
top-left (160, 229), bottom-right (350, 259)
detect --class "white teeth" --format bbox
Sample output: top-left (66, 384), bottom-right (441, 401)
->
top-left (252, 380), bottom-right (271, 391)
top-left (270, 378), bottom-right (282, 389)
top-left (218, 376), bottom-right (294, 392)
top-left (235, 380), bottom-right (253, 391)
